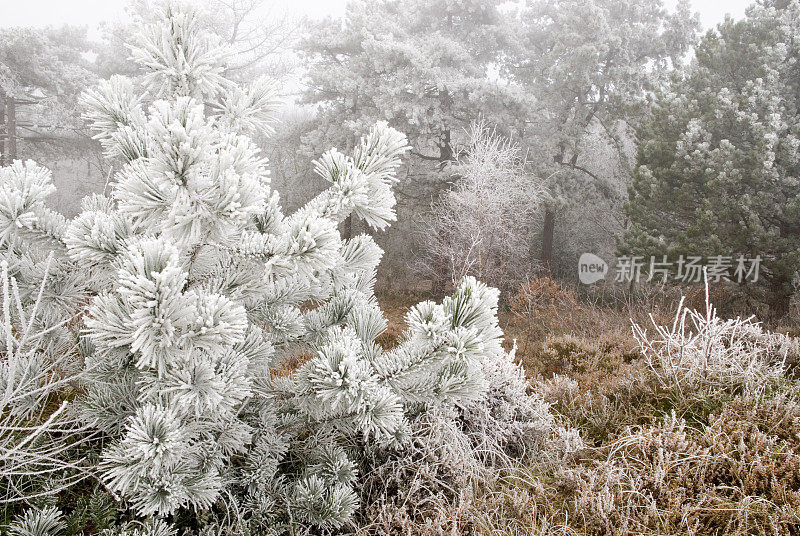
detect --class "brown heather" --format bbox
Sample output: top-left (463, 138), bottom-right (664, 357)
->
top-left (558, 394), bottom-right (800, 535)
top-left (360, 281), bottom-right (800, 536)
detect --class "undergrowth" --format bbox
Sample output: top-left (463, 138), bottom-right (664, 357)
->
top-left (360, 280), bottom-right (800, 536)
top-left (5, 279), bottom-right (799, 536)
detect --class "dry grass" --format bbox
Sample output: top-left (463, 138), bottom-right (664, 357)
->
top-left (364, 280), bottom-right (800, 536)
top-left (271, 349), bottom-right (314, 377)
top-left (374, 292), bottom-right (415, 349)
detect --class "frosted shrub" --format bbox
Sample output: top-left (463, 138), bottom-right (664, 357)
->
top-left (417, 122), bottom-right (543, 292)
top-left (559, 395), bottom-right (800, 536)
top-left (0, 255), bottom-right (94, 504)
top-left (462, 346), bottom-right (583, 462)
top-left (0, 3), bottom-right (568, 533)
top-left (7, 506), bottom-right (66, 536)
top-left (631, 282), bottom-right (793, 398)
top-left (358, 345), bottom-right (582, 532)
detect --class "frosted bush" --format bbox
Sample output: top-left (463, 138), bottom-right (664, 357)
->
top-left (0, 257), bottom-right (95, 504)
top-left (417, 122), bottom-right (544, 292)
top-left (7, 506), bottom-right (65, 536)
top-left (358, 345), bottom-right (582, 530)
top-left (0, 3), bottom-right (572, 533)
top-left (462, 346), bottom-right (583, 463)
top-left (632, 282), bottom-right (794, 397)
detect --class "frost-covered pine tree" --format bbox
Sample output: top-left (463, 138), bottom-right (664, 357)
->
top-left (0, 3), bottom-right (575, 533)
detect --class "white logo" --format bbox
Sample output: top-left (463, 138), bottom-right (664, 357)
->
top-left (578, 253), bottom-right (608, 284)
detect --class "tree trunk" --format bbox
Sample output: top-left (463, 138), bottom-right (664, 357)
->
top-left (768, 277), bottom-right (791, 319)
top-left (7, 96), bottom-right (16, 163)
top-left (440, 129), bottom-right (453, 162)
top-left (0, 91), bottom-right (6, 167)
top-left (541, 208), bottom-right (555, 275)
top-left (432, 274), bottom-right (446, 298)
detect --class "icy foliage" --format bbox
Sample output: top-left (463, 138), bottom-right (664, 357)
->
top-left (0, 257), bottom-right (95, 504)
top-left (463, 345), bottom-right (583, 462)
top-left (0, 3), bottom-right (571, 533)
top-left (418, 122), bottom-right (544, 291)
top-left (632, 280), bottom-right (794, 397)
top-left (359, 345), bottom-right (582, 530)
top-left (7, 506), bottom-right (65, 536)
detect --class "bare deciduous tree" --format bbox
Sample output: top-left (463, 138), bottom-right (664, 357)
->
top-left (417, 122), bottom-right (544, 294)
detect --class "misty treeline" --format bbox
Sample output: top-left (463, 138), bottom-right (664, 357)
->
top-left (2, 0), bottom-right (799, 313)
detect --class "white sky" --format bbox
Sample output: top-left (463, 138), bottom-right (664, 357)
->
top-left (0, 0), bottom-right (752, 31)
top-left (0, 0), bottom-right (347, 32)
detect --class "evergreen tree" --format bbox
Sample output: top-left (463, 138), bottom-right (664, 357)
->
top-left (297, 0), bottom-right (521, 290)
top-left (622, 0), bottom-right (800, 315)
top-left (0, 25), bottom-right (98, 166)
top-left (506, 0), bottom-right (698, 274)
top-left (300, 0), bottom-right (514, 165)
top-left (0, 3), bottom-right (564, 533)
